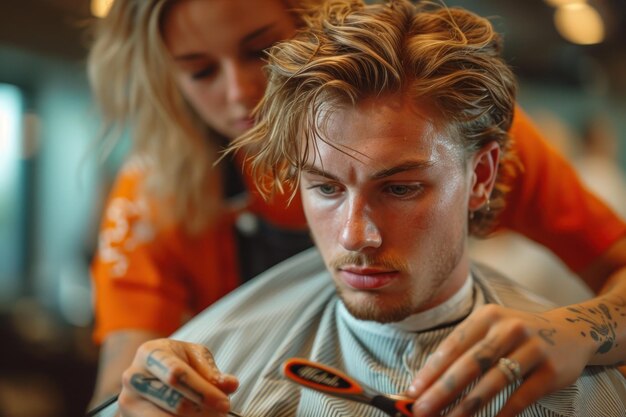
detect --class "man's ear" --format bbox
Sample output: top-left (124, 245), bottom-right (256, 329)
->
top-left (468, 141), bottom-right (500, 212)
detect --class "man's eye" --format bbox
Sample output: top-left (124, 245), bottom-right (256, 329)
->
top-left (386, 184), bottom-right (422, 197)
top-left (318, 184), bottom-right (337, 195)
top-left (390, 185), bottom-right (410, 195)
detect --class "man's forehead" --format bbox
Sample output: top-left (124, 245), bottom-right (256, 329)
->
top-left (300, 134), bottom-right (464, 185)
top-left (301, 97), bottom-right (460, 168)
top-left (311, 94), bottom-right (449, 139)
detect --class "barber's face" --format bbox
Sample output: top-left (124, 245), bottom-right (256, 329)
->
top-left (300, 95), bottom-right (474, 323)
top-left (162, 0), bottom-right (296, 140)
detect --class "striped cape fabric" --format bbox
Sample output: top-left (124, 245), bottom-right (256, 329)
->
top-left (97, 248), bottom-right (626, 416)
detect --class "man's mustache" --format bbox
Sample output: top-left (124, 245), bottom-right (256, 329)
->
top-left (329, 253), bottom-right (409, 273)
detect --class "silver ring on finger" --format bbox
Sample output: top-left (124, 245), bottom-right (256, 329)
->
top-left (497, 357), bottom-right (522, 384)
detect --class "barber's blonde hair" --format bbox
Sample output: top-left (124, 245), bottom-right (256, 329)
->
top-left (87, 0), bottom-right (320, 232)
top-left (230, 0), bottom-right (518, 236)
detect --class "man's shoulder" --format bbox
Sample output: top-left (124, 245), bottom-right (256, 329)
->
top-left (472, 262), bottom-right (557, 312)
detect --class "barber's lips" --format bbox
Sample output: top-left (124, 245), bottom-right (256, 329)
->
top-left (338, 266), bottom-right (398, 290)
top-left (234, 117), bottom-right (255, 132)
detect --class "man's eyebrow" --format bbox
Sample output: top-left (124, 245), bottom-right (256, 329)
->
top-left (371, 160), bottom-right (434, 179)
top-left (174, 24), bottom-right (276, 62)
top-left (302, 160), bottom-right (433, 180)
top-left (302, 165), bottom-right (339, 181)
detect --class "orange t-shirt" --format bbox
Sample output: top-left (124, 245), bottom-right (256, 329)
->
top-left (91, 157), bottom-right (308, 343)
top-left (91, 108), bottom-right (626, 343)
top-left (499, 108), bottom-right (626, 272)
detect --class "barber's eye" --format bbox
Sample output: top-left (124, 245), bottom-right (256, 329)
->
top-left (247, 48), bottom-right (267, 60)
top-left (191, 65), bottom-right (217, 80)
top-left (245, 38), bottom-right (280, 61)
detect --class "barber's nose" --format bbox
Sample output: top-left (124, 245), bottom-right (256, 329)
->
top-left (339, 201), bottom-right (382, 252)
top-left (224, 61), bottom-right (261, 106)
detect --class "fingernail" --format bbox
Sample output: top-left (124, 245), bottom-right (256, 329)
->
top-left (413, 401), bottom-right (432, 417)
top-left (218, 373), bottom-right (237, 384)
top-left (407, 380), bottom-right (423, 397)
top-left (215, 398), bottom-right (231, 413)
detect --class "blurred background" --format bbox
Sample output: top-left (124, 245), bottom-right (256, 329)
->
top-left (0, 0), bottom-right (625, 416)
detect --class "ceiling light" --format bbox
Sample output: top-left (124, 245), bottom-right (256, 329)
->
top-left (91, 0), bottom-right (115, 18)
top-left (554, 3), bottom-right (605, 45)
top-left (544, 0), bottom-right (586, 7)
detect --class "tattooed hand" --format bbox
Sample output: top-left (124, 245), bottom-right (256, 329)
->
top-left (118, 339), bottom-right (239, 417)
top-left (404, 295), bottom-right (626, 417)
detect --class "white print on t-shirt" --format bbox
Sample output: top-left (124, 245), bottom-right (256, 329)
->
top-left (97, 196), bottom-right (156, 277)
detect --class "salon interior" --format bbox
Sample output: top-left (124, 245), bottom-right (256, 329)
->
top-left (0, 0), bottom-right (625, 416)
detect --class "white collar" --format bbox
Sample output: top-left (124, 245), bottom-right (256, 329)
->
top-left (389, 274), bottom-right (475, 332)
top-left (338, 274), bottom-right (476, 334)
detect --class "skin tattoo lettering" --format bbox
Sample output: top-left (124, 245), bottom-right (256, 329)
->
top-left (531, 314), bottom-right (558, 347)
top-left (130, 374), bottom-right (184, 408)
top-left (146, 349), bottom-right (204, 403)
top-left (538, 328), bottom-right (557, 346)
top-left (147, 350), bottom-right (168, 373)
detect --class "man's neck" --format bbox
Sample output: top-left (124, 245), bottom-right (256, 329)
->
top-left (389, 273), bottom-right (474, 332)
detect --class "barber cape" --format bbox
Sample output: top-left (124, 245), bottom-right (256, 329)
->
top-left (98, 248), bottom-right (626, 416)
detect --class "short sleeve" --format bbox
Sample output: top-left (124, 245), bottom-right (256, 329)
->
top-left (91, 161), bottom-right (239, 344)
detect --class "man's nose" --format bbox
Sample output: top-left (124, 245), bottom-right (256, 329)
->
top-left (339, 201), bottom-right (382, 252)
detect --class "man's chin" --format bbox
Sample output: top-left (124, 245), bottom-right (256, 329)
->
top-left (341, 295), bottom-right (415, 323)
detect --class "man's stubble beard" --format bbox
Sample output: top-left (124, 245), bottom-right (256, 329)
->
top-left (335, 238), bottom-right (465, 323)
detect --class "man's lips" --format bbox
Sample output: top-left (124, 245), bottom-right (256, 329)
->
top-left (338, 266), bottom-right (399, 290)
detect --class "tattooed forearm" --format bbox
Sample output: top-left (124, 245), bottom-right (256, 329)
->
top-left (130, 374), bottom-right (184, 408)
top-left (532, 313), bottom-right (550, 323)
top-left (565, 301), bottom-right (621, 354)
top-left (605, 295), bottom-right (626, 309)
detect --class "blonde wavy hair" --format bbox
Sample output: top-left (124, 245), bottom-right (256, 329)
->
top-left (87, 0), bottom-right (321, 232)
top-left (230, 0), bottom-right (518, 236)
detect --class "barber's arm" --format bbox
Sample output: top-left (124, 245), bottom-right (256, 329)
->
top-left (90, 330), bottom-right (162, 407)
top-left (407, 236), bottom-right (626, 417)
top-left (582, 235), bottom-right (626, 376)
top-left (115, 339), bottom-right (239, 417)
